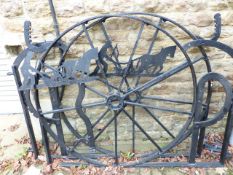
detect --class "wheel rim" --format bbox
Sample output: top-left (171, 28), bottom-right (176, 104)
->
top-left (28, 14), bottom-right (216, 166)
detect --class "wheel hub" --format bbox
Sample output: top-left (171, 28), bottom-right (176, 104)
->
top-left (107, 94), bottom-right (124, 110)
top-left (127, 91), bottom-right (140, 102)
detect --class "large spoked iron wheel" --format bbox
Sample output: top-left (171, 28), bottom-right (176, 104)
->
top-left (34, 14), bottom-right (213, 166)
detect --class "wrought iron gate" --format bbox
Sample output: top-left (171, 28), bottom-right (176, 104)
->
top-left (10, 1), bottom-right (233, 168)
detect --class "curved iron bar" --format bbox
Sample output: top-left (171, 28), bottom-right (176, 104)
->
top-left (183, 40), bottom-right (233, 57)
top-left (189, 72), bottom-right (232, 163)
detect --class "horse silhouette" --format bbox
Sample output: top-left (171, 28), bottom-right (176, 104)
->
top-left (61, 48), bottom-right (98, 79)
top-left (136, 46), bottom-right (176, 74)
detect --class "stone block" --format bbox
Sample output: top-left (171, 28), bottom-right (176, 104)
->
top-left (0, 0), bottom-right (23, 17)
top-left (24, 1), bottom-right (50, 18)
top-left (109, 0), bottom-right (135, 13)
top-left (85, 0), bottom-right (109, 14)
top-left (185, 12), bottom-right (213, 27)
top-left (55, 0), bottom-right (84, 17)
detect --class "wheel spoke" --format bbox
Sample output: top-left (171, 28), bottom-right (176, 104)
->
top-left (114, 111), bottom-right (118, 164)
top-left (147, 18), bottom-right (164, 55)
top-left (119, 22), bottom-right (145, 90)
top-left (83, 23), bottom-right (112, 92)
top-left (92, 109), bottom-right (110, 128)
top-left (122, 109), bottom-right (162, 152)
top-left (61, 113), bottom-right (82, 139)
top-left (41, 106), bottom-right (77, 115)
top-left (141, 95), bottom-right (193, 105)
top-left (100, 22), bottom-right (122, 69)
top-left (94, 109), bottom-right (122, 140)
top-left (84, 84), bottom-right (107, 98)
top-left (129, 22), bottom-right (145, 62)
top-left (82, 23), bottom-right (95, 49)
top-left (135, 18), bottom-right (164, 87)
top-left (60, 18), bottom-right (104, 64)
top-left (143, 107), bottom-right (175, 139)
top-left (123, 56), bottom-right (203, 97)
top-left (124, 101), bottom-right (192, 115)
top-left (97, 78), bottom-right (126, 93)
top-left (82, 100), bottom-right (106, 108)
top-left (73, 109), bottom-right (110, 147)
top-left (106, 72), bottom-right (163, 77)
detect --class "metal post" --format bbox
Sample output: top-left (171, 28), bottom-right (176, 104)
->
top-left (12, 66), bottom-right (39, 159)
top-left (48, 0), bottom-right (60, 37)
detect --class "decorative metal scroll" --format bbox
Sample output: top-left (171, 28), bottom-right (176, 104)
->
top-left (11, 6), bottom-right (233, 168)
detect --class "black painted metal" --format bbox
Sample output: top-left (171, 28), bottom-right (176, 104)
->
top-left (10, 0), bottom-right (233, 168)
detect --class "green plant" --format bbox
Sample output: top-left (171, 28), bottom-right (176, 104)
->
top-left (79, 164), bottom-right (88, 170)
top-left (121, 151), bottom-right (135, 160)
top-left (16, 147), bottom-right (28, 159)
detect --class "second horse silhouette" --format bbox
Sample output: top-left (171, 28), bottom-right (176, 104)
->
top-left (136, 46), bottom-right (176, 75)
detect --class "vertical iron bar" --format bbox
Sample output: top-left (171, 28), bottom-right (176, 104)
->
top-left (39, 120), bottom-right (52, 163)
top-left (49, 88), bottom-right (67, 155)
top-left (48, 0), bottom-right (60, 36)
top-left (220, 103), bottom-right (233, 164)
top-left (12, 66), bottom-right (39, 159)
top-left (48, 0), bottom-right (66, 102)
top-left (197, 107), bottom-right (208, 155)
top-left (189, 126), bottom-right (199, 163)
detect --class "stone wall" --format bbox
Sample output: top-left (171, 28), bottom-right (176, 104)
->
top-left (1, 0), bottom-right (233, 152)
top-left (1, 0), bottom-right (233, 48)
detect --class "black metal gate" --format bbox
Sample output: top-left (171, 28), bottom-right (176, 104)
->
top-left (10, 1), bottom-right (233, 168)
